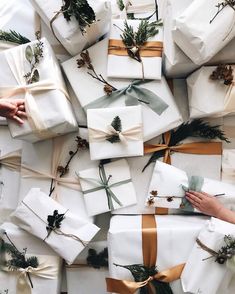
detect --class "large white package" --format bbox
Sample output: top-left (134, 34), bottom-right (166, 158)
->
top-left (222, 149), bottom-right (235, 184)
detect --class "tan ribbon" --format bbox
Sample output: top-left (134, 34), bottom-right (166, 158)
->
top-left (89, 124), bottom-right (142, 145)
top-left (0, 150), bottom-right (21, 172)
top-left (106, 215), bottom-right (185, 293)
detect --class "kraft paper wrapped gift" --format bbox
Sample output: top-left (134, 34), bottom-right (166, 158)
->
top-left (187, 66), bottom-right (235, 119)
top-left (222, 149), bottom-right (235, 184)
top-left (181, 218), bottom-right (235, 294)
top-left (0, 127), bottom-right (22, 224)
top-left (62, 38), bottom-right (183, 142)
top-left (29, 0), bottom-right (111, 56)
top-left (107, 19), bottom-right (163, 80)
top-left (0, 38), bottom-right (78, 143)
top-left (0, 222), bottom-right (62, 294)
top-left (78, 159), bottom-right (137, 216)
top-left (107, 215), bottom-right (208, 294)
top-left (87, 106), bottom-right (143, 160)
top-left (19, 129), bottom-right (98, 219)
top-left (11, 188), bottom-right (100, 264)
top-left (66, 240), bottom-right (108, 294)
top-left (172, 0), bottom-right (235, 65)
top-left (146, 161), bottom-right (235, 212)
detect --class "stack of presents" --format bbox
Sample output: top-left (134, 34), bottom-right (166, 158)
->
top-left (1, 0), bottom-right (235, 293)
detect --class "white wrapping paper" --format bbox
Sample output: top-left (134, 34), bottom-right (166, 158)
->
top-left (62, 38), bottom-right (183, 142)
top-left (11, 188), bottom-right (100, 264)
top-left (107, 19), bottom-right (163, 79)
top-left (222, 149), bottom-right (235, 184)
top-left (87, 106), bottom-right (143, 160)
top-left (0, 38), bottom-right (78, 142)
top-left (0, 127), bottom-right (22, 224)
top-left (79, 159), bottom-right (137, 216)
top-left (146, 161), bottom-right (235, 211)
top-left (0, 222), bottom-right (62, 294)
top-left (181, 218), bottom-right (235, 294)
top-left (108, 215), bottom-right (208, 294)
top-left (172, 0), bottom-right (235, 65)
top-left (29, 0), bottom-right (111, 56)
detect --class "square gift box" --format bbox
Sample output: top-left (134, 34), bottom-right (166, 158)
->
top-left (0, 222), bottom-right (62, 294)
top-left (11, 188), bottom-right (100, 264)
top-left (146, 161), bottom-right (235, 212)
top-left (181, 218), bottom-right (235, 294)
top-left (0, 38), bottom-right (78, 143)
top-left (87, 106), bottom-right (143, 160)
top-left (29, 0), bottom-right (111, 56)
top-left (78, 159), bottom-right (137, 216)
top-left (62, 38), bottom-right (183, 142)
top-left (107, 19), bottom-right (163, 80)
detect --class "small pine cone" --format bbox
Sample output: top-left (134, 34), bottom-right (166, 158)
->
top-left (80, 50), bottom-right (91, 64)
top-left (57, 166), bottom-right (65, 173)
top-left (77, 58), bottom-right (85, 68)
top-left (104, 84), bottom-right (113, 95)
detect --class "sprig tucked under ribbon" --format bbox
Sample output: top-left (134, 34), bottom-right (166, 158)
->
top-left (0, 30), bottom-right (30, 45)
top-left (210, 0), bottom-right (235, 23)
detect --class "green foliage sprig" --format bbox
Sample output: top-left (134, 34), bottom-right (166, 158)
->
top-left (0, 30), bottom-right (30, 45)
top-left (117, 0), bottom-right (126, 11)
top-left (86, 247), bottom-right (108, 269)
top-left (210, 0), bottom-right (235, 23)
top-left (106, 116), bottom-right (122, 144)
top-left (46, 210), bottom-right (65, 239)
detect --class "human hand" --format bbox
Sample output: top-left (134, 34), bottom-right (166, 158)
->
top-left (0, 99), bottom-right (27, 124)
top-left (185, 191), bottom-right (224, 217)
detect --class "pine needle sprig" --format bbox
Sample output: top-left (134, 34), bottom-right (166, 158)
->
top-left (117, 0), bottom-right (125, 11)
top-left (0, 30), bottom-right (30, 45)
top-left (106, 116), bottom-right (122, 144)
top-left (86, 247), bottom-right (108, 269)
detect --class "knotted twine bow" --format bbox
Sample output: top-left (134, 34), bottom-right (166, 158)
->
top-left (0, 150), bottom-right (21, 172)
top-left (80, 163), bottom-right (132, 211)
top-left (106, 215), bottom-right (185, 293)
top-left (84, 80), bottom-right (169, 116)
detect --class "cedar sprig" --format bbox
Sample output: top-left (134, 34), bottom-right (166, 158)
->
top-left (87, 247), bottom-right (108, 269)
top-left (210, 0), bottom-right (235, 23)
top-left (0, 30), bottom-right (30, 45)
top-left (106, 116), bottom-right (122, 144)
top-left (45, 210), bottom-right (65, 239)
top-left (210, 64), bottom-right (233, 85)
top-left (143, 119), bottom-right (230, 171)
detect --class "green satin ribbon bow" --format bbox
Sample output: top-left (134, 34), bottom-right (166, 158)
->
top-left (81, 164), bottom-right (131, 211)
top-left (84, 80), bottom-right (169, 115)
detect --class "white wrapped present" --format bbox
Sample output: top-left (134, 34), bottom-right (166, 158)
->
top-left (146, 161), bottom-right (235, 212)
top-left (11, 188), bottom-right (100, 264)
top-left (0, 126), bottom-right (22, 223)
top-left (172, 0), bottom-right (235, 65)
top-left (87, 106), bottom-right (143, 160)
top-left (62, 38), bottom-right (183, 142)
top-left (222, 149), bottom-right (235, 184)
top-left (78, 159), bottom-right (137, 216)
top-left (181, 218), bottom-right (235, 294)
top-left (187, 66), bottom-right (235, 119)
top-left (29, 0), bottom-right (111, 56)
top-left (0, 38), bottom-right (78, 142)
top-left (107, 215), bottom-right (208, 294)
top-left (0, 222), bottom-right (62, 294)
top-left (107, 19), bottom-right (163, 80)
top-left (19, 129), bottom-right (97, 219)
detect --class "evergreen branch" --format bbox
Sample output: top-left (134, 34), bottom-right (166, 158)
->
top-left (117, 0), bottom-right (125, 11)
top-left (86, 247), bottom-right (108, 269)
top-left (0, 30), bottom-right (31, 45)
top-left (106, 116), bottom-right (122, 144)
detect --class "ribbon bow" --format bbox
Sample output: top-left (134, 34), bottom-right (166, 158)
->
top-left (0, 150), bottom-right (21, 171)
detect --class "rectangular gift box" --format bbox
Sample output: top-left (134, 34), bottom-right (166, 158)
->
top-left (146, 161), bottom-right (235, 212)
top-left (0, 222), bottom-right (62, 294)
top-left (11, 188), bottom-right (100, 264)
top-left (172, 0), bottom-right (235, 65)
top-left (62, 38), bottom-right (183, 142)
top-left (0, 38), bottom-right (78, 143)
top-left (187, 66), bottom-right (235, 119)
top-left (108, 215), bottom-right (208, 294)
top-left (29, 0), bottom-right (111, 56)
top-left (0, 126), bottom-right (22, 224)
top-left (78, 159), bottom-right (137, 216)
top-left (107, 19), bottom-right (163, 80)
top-left (181, 218), bottom-right (235, 294)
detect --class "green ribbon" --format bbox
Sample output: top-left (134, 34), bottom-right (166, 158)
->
top-left (81, 164), bottom-right (132, 211)
top-left (84, 80), bottom-right (169, 115)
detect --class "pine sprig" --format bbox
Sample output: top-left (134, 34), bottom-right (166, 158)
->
top-left (0, 30), bottom-right (30, 45)
top-left (106, 116), bottom-right (122, 144)
top-left (86, 247), bottom-right (108, 269)
top-left (143, 119), bottom-right (230, 171)
top-left (117, 0), bottom-right (125, 11)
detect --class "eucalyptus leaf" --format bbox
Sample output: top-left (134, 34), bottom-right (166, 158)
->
top-left (25, 45), bottom-right (33, 63)
top-left (31, 69), bottom-right (40, 83)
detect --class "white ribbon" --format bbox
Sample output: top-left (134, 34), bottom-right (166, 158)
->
top-left (0, 150), bottom-right (21, 172)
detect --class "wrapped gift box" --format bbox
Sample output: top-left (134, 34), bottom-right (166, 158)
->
top-left (87, 106), bottom-right (143, 160)
top-left (0, 222), bottom-right (62, 294)
top-left (108, 215), bottom-right (208, 294)
top-left (181, 218), bottom-right (235, 294)
top-left (0, 118), bottom-right (7, 125)
top-left (222, 149), bottom-right (235, 184)
top-left (11, 188), bottom-right (100, 264)
top-left (107, 19), bottom-right (163, 80)
top-left (78, 159), bottom-right (137, 216)
top-left (187, 66), bottom-right (235, 119)
top-left (0, 38), bottom-right (78, 142)
top-left (62, 38), bottom-right (183, 142)
top-left (29, 0), bottom-right (111, 56)
top-left (146, 161), bottom-right (235, 212)
top-left (0, 126), bottom-right (22, 224)
top-left (172, 0), bottom-right (235, 65)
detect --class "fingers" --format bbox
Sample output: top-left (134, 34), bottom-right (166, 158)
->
top-left (187, 191), bottom-right (204, 199)
top-left (16, 110), bottom-right (27, 118)
top-left (12, 115), bottom-right (24, 125)
top-left (18, 105), bottom-right (25, 111)
top-left (14, 99), bottom-right (25, 107)
top-left (186, 193), bottom-right (201, 205)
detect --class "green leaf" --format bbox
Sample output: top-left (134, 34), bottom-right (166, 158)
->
top-left (25, 45), bottom-right (33, 63)
top-left (111, 116), bottom-right (122, 132)
top-left (31, 69), bottom-right (40, 83)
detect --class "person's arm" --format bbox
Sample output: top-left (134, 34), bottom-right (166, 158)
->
top-left (0, 99), bottom-right (27, 124)
top-left (186, 191), bottom-right (235, 224)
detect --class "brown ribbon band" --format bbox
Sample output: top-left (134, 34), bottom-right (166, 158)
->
top-left (108, 39), bottom-right (163, 57)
